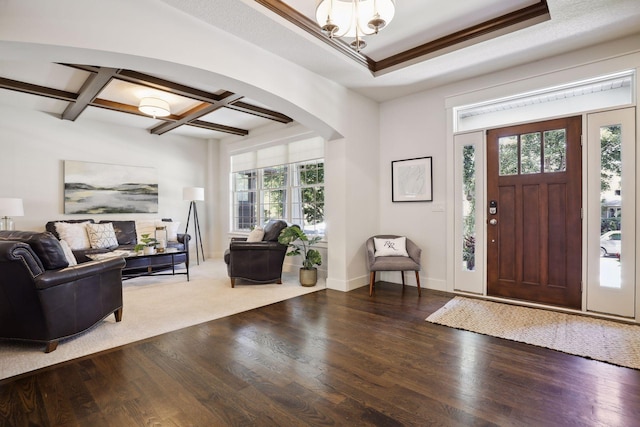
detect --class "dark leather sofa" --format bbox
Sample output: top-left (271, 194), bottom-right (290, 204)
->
top-left (0, 231), bottom-right (125, 352)
top-left (45, 219), bottom-right (190, 274)
top-left (224, 220), bottom-right (289, 287)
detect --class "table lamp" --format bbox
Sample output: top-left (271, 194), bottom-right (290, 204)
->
top-left (0, 198), bottom-right (24, 231)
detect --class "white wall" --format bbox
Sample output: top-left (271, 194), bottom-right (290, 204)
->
top-left (379, 87), bottom-right (450, 291)
top-left (379, 35), bottom-right (640, 293)
top-left (0, 105), bottom-right (208, 240)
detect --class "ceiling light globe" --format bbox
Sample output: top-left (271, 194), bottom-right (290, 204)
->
top-left (138, 97), bottom-right (171, 118)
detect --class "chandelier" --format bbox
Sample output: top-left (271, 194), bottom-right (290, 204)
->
top-left (315, 0), bottom-right (396, 52)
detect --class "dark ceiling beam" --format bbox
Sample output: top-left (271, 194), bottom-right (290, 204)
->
top-left (254, 0), bottom-right (550, 75)
top-left (62, 65), bottom-right (293, 125)
top-left (0, 77), bottom-right (77, 102)
top-left (7, 64), bottom-right (292, 136)
top-left (61, 64), bottom-right (101, 73)
top-left (255, 0), bottom-right (373, 71)
top-left (62, 67), bottom-right (120, 121)
top-left (227, 100), bottom-right (292, 123)
top-left (188, 120), bottom-right (249, 136)
top-left (374, 1), bottom-right (551, 73)
top-left (92, 98), bottom-right (249, 136)
top-left (91, 98), bottom-right (178, 120)
top-left (150, 93), bottom-right (245, 135)
top-left (115, 69), bottom-right (227, 103)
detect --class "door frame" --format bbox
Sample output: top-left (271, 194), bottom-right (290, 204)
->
top-left (452, 110), bottom-right (637, 320)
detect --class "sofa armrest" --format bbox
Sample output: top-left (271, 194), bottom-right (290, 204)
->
top-left (34, 257), bottom-right (126, 290)
top-left (178, 233), bottom-right (190, 246)
top-left (0, 241), bottom-right (45, 277)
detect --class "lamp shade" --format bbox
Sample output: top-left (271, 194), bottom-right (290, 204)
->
top-left (138, 97), bottom-right (170, 117)
top-left (183, 187), bottom-right (205, 201)
top-left (0, 198), bottom-right (24, 216)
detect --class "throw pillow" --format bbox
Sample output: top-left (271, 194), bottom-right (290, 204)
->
top-left (100, 220), bottom-right (137, 245)
top-left (55, 221), bottom-right (91, 250)
top-left (86, 222), bottom-right (119, 249)
top-left (374, 236), bottom-right (409, 257)
top-left (59, 239), bottom-right (78, 266)
top-left (246, 227), bottom-right (265, 242)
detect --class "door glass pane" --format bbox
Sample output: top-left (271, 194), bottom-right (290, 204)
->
top-left (543, 129), bottom-right (566, 172)
top-left (521, 132), bottom-right (541, 174)
top-left (499, 136), bottom-right (518, 176)
top-left (600, 124), bottom-right (622, 288)
top-left (462, 145), bottom-right (476, 271)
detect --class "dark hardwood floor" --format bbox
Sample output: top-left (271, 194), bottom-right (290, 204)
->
top-left (1, 282), bottom-right (640, 426)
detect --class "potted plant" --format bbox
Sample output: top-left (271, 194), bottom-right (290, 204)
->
top-left (278, 225), bottom-right (322, 286)
top-left (134, 233), bottom-right (158, 255)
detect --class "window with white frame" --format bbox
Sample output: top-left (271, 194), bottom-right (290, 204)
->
top-left (231, 137), bottom-right (325, 237)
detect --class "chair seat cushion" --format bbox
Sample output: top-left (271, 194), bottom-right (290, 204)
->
top-left (370, 256), bottom-right (419, 271)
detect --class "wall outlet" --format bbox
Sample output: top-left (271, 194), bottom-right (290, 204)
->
top-left (432, 202), bottom-right (445, 212)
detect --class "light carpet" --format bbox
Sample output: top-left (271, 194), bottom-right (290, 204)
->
top-left (0, 259), bottom-right (325, 380)
top-left (426, 296), bottom-right (640, 370)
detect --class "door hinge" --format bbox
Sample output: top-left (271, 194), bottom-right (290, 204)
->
top-left (580, 134), bottom-right (584, 147)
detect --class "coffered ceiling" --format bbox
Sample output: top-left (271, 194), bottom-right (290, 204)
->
top-left (0, 63), bottom-right (293, 140)
top-left (1, 0), bottom-right (639, 140)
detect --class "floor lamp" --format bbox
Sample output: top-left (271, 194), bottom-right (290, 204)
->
top-left (183, 187), bottom-right (205, 265)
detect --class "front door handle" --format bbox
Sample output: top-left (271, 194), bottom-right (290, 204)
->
top-left (489, 218), bottom-right (498, 225)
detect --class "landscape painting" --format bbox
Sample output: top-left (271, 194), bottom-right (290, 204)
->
top-left (64, 160), bottom-right (158, 214)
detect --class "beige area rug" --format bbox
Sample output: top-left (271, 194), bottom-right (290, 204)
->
top-left (426, 296), bottom-right (640, 370)
top-left (0, 259), bottom-right (325, 380)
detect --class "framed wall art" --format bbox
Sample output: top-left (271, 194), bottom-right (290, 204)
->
top-left (64, 160), bottom-right (158, 214)
top-left (391, 156), bottom-right (433, 202)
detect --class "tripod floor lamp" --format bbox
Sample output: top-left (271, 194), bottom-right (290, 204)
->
top-left (183, 187), bottom-right (205, 265)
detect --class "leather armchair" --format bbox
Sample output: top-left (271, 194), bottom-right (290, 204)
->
top-left (0, 231), bottom-right (126, 352)
top-left (224, 220), bottom-right (289, 287)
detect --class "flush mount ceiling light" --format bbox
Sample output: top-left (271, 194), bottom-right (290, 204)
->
top-left (316, 0), bottom-right (395, 52)
top-left (138, 97), bottom-right (171, 118)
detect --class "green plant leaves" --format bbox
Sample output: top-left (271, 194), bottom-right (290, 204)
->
top-left (278, 225), bottom-right (322, 269)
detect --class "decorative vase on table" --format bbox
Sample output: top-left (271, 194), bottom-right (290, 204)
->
top-left (278, 225), bottom-right (322, 287)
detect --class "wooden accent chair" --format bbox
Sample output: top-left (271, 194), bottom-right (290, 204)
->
top-left (365, 235), bottom-right (422, 297)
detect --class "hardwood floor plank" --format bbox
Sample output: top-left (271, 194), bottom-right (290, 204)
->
top-left (1, 284), bottom-right (640, 426)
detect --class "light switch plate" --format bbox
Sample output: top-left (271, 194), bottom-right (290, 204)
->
top-left (432, 203), bottom-right (445, 212)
